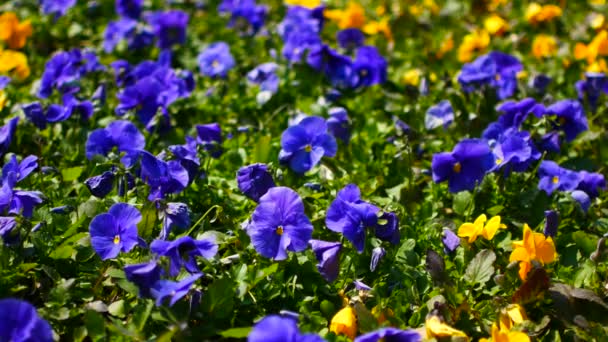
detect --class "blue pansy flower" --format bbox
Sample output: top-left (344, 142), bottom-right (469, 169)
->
top-left (146, 10), bottom-right (189, 49)
top-left (150, 236), bottom-right (217, 276)
top-left (248, 314), bottom-right (325, 342)
top-left (278, 6), bottom-right (323, 63)
top-left (571, 190), bottom-right (591, 212)
top-left (458, 51), bottom-right (523, 99)
top-left (528, 74), bottom-right (552, 94)
top-left (545, 99), bottom-right (589, 141)
top-left (161, 202), bottom-right (190, 239)
top-left (496, 97), bottom-right (544, 129)
top-left (151, 273), bottom-right (202, 307)
top-left (352, 45), bottom-right (387, 87)
top-left (124, 260), bottom-right (163, 298)
top-left (490, 128), bottom-right (541, 173)
top-left (85, 120), bottom-right (145, 165)
top-left (431, 138), bottom-right (495, 193)
top-left (425, 100), bottom-right (454, 130)
top-left (41, 0), bottom-right (76, 18)
top-left (0, 117), bottom-right (18, 156)
top-left (577, 170), bottom-right (606, 198)
top-left (279, 116), bottom-right (337, 173)
top-left (374, 211), bottom-right (400, 245)
top-left (103, 18), bottom-right (154, 53)
top-left (327, 107), bottom-right (351, 143)
top-left (308, 45), bottom-right (357, 88)
top-left (89, 203), bottom-right (141, 260)
top-left (218, 0), bottom-right (268, 35)
top-left (85, 171), bottom-right (116, 198)
top-left (237, 163), bottom-right (276, 202)
top-left (370, 246), bottom-right (386, 272)
top-left (575, 73), bottom-right (607, 113)
top-left (139, 151), bottom-right (189, 201)
top-left (2, 155), bottom-right (38, 183)
top-left (538, 131), bottom-right (561, 153)
top-left (38, 49), bottom-right (105, 98)
top-left (0, 298), bottom-right (53, 342)
top-left (247, 187), bottom-right (313, 260)
top-left (537, 161), bottom-right (582, 195)
top-left (196, 123), bottom-right (223, 158)
top-left (198, 42), bottom-right (236, 78)
top-left (355, 327), bottom-right (421, 342)
top-left (543, 210), bottom-right (559, 237)
top-left (309, 240), bottom-right (342, 282)
top-left (247, 63), bottom-right (279, 94)
top-left (326, 184), bottom-right (380, 252)
top-left (168, 136), bottom-right (200, 182)
top-left (442, 228), bottom-right (460, 254)
top-left (116, 0), bottom-right (143, 19)
top-left (337, 28), bottom-right (365, 50)
top-left (0, 217), bottom-right (18, 245)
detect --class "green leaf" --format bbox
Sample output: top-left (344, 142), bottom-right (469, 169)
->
top-left (453, 191), bottom-right (474, 216)
top-left (464, 249), bottom-right (496, 286)
top-left (108, 300), bottom-right (127, 318)
top-left (84, 310), bottom-right (105, 341)
top-left (202, 277), bottom-right (235, 319)
top-left (252, 135), bottom-right (272, 163)
top-left (219, 327), bottom-right (252, 338)
top-left (572, 231), bottom-right (597, 255)
top-left (61, 166), bottom-right (84, 182)
top-left (138, 204), bottom-right (157, 239)
top-left (395, 239), bottom-right (417, 265)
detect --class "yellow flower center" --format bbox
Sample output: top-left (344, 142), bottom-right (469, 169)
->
top-left (453, 162), bottom-right (462, 173)
top-left (276, 225), bottom-right (284, 235)
top-left (495, 158), bottom-right (502, 165)
top-left (552, 176), bottom-right (559, 184)
top-left (304, 144), bottom-right (312, 152)
top-left (113, 235), bottom-right (121, 244)
top-left (212, 60), bottom-right (219, 67)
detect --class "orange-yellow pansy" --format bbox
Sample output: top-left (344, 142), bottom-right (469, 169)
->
top-left (458, 29), bottom-right (490, 63)
top-left (363, 17), bottom-right (392, 41)
top-left (484, 14), bottom-right (508, 36)
top-left (325, 2), bottom-right (366, 29)
top-left (509, 224), bottom-right (556, 281)
top-left (480, 323), bottom-right (531, 342)
top-left (0, 49), bottom-right (30, 79)
top-left (0, 12), bottom-right (32, 49)
top-left (458, 214), bottom-right (506, 243)
top-left (329, 306), bottom-right (357, 340)
top-left (284, 0), bottom-right (321, 8)
top-left (532, 34), bottom-right (558, 59)
top-left (574, 30), bottom-right (608, 64)
top-left (525, 3), bottom-right (562, 24)
top-left (425, 316), bottom-right (469, 340)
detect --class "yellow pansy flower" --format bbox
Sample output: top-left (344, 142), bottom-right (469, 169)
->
top-left (436, 34), bottom-right (454, 58)
top-left (0, 90), bottom-right (6, 111)
top-left (330, 306), bottom-right (357, 340)
top-left (426, 316), bottom-right (469, 340)
top-left (487, 0), bottom-right (508, 11)
top-left (458, 29), bottom-right (490, 63)
top-left (509, 224), bottom-right (556, 281)
top-left (525, 3), bottom-right (562, 24)
top-left (458, 214), bottom-right (507, 243)
top-left (284, 0), bottom-right (321, 8)
top-left (587, 58), bottom-right (608, 73)
top-left (0, 12), bottom-right (32, 50)
top-left (532, 34), bottom-right (558, 59)
top-left (363, 17), bottom-right (392, 41)
top-left (590, 13), bottom-right (605, 30)
top-left (402, 69), bottom-right (422, 87)
top-left (574, 30), bottom-right (608, 64)
top-left (480, 323), bottom-right (531, 342)
top-left (499, 304), bottom-right (527, 331)
top-left (325, 2), bottom-right (366, 29)
top-left (484, 14), bottom-right (508, 36)
top-left (0, 49), bottom-right (30, 79)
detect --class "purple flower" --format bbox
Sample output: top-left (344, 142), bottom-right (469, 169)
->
top-left (355, 327), bottom-right (421, 342)
top-left (337, 28), bottom-right (365, 49)
top-left (543, 210), bottom-right (559, 237)
top-left (124, 260), bottom-right (163, 297)
top-left (103, 18), bottom-right (154, 53)
top-left (279, 6), bottom-right (323, 63)
top-left (161, 202), bottom-right (190, 239)
top-left (0, 117), bottom-right (18, 156)
top-left (150, 236), bottom-right (217, 276)
top-left (370, 246), bottom-right (386, 272)
top-left (529, 74), bottom-right (552, 94)
top-left (575, 73), bottom-right (607, 113)
top-left (116, 0), bottom-right (143, 19)
top-left (374, 211), bottom-right (400, 245)
top-left (327, 107), bottom-right (351, 143)
top-left (248, 315), bottom-right (324, 342)
top-left (0, 298), bottom-right (53, 342)
top-left (458, 51), bottom-right (523, 99)
top-left (354, 279), bottom-right (372, 291)
top-left (22, 97), bottom-right (92, 129)
top-left (279, 116), bottom-right (337, 173)
top-left (0, 217), bottom-right (18, 245)
top-left (85, 120), bottom-right (145, 163)
top-left (169, 136), bottom-right (200, 182)
top-left (151, 273), bottom-right (202, 307)
top-left (2, 155), bottom-right (38, 183)
top-left (41, 0), bottom-right (76, 18)
top-left (307, 45), bottom-right (357, 88)
top-left (237, 163), bottom-right (276, 202)
top-left (247, 187), bottom-right (313, 260)
top-left (218, 0), bottom-right (268, 35)
top-left (491, 129), bottom-right (541, 173)
top-left (196, 123), bottom-right (223, 158)
top-left (571, 190), bottom-right (591, 212)
top-left (89, 203), bottom-right (141, 260)
top-left (538, 131), bottom-right (561, 153)
top-left (247, 63), bottom-right (279, 93)
top-left (496, 98), bottom-right (544, 129)
top-left (577, 171), bottom-right (606, 198)
top-left (0, 76), bottom-right (10, 89)
top-left (425, 100), bottom-right (454, 130)
top-left (85, 171), bottom-right (116, 198)
top-left (537, 161), bottom-right (582, 195)
top-left (139, 151), bottom-right (189, 201)
top-left (352, 45), bottom-right (387, 87)
top-left (309, 240), bottom-right (342, 282)
top-left (146, 10), bottom-right (189, 49)
top-left (442, 228), bottom-right (460, 254)
top-left (431, 139), bottom-right (495, 193)
top-left (37, 49), bottom-right (105, 98)
top-left (198, 42), bottom-right (236, 78)
top-left (545, 100), bottom-right (588, 142)
top-left (326, 184), bottom-right (379, 252)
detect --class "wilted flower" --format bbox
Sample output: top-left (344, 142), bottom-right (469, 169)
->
top-left (246, 187), bottom-right (313, 260)
top-left (374, 211), bottom-right (400, 245)
top-left (237, 163), bottom-right (276, 202)
top-left (150, 236), bottom-right (217, 276)
top-left (161, 202), bottom-right (190, 239)
top-left (571, 190), bottom-right (591, 212)
top-left (425, 100), bottom-right (454, 130)
top-left (431, 138), bottom-right (494, 193)
top-left (532, 35), bottom-right (558, 59)
top-left (0, 217), bottom-right (18, 245)
top-left (458, 214), bottom-right (506, 243)
top-left (146, 10), bottom-right (189, 49)
top-left (510, 224), bottom-right (556, 280)
top-left (151, 273), bottom-right (202, 307)
top-left (89, 203), bottom-right (141, 260)
top-left (310, 240), bottom-right (342, 282)
top-left (279, 116), bottom-right (337, 173)
top-left (198, 42), bottom-right (236, 78)
top-left (355, 327), bottom-right (421, 342)
top-left (0, 12), bottom-right (33, 49)
top-left (330, 306), bottom-right (357, 340)
top-left (0, 298), bottom-right (53, 342)
top-left (124, 260), bottom-right (163, 297)
top-left (326, 184), bottom-right (379, 252)
top-left (85, 171), bottom-right (115, 199)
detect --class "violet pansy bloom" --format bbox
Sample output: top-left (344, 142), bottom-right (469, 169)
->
top-left (490, 129), bottom-right (541, 174)
top-left (218, 0), bottom-right (268, 35)
top-left (431, 138), bottom-right (494, 193)
top-left (337, 28), bottom-right (365, 50)
top-left (150, 236), bottom-right (218, 276)
top-left (85, 120), bottom-right (145, 164)
top-left (0, 117), bottom-right (19, 156)
top-left (247, 63), bottom-right (279, 94)
top-left (85, 171), bottom-right (116, 198)
top-left (577, 171), bottom-right (606, 198)
top-left (237, 163), bottom-right (276, 202)
top-left (457, 51), bottom-right (523, 100)
top-left (442, 228), bottom-right (460, 254)
top-left (327, 107), bottom-right (351, 143)
top-left (124, 260), bottom-right (163, 298)
top-left (537, 161), bottom-right (582, 195)
top-left (0, 216), bottom-right (18, 245)
top-left (0, 298), bottom-right (53, 342)
top-left (326, 184), bottom-right (379, 253)
top-left (139, 151), bottom-right (189, 201)
top-left (248, 314), bottom-right (325, 342)
top-left (543, 210), bottom-right (559, 238)
top-left (116, 0), bottom-right (143, 19)
top-left (545, 100), bottom-right (588, 142)
top-left (198, 42), bottom-right (236, 78)
top-left (279, 116), bottom-right (337, 174)
top-left (247, 187), bottom-right (313, 260)
top-left (89, 203), bottom-right (141, 260)
top-left (496, 97), bottom-right (544, 129)
top-left (307, 44), bottom-right (357, 89)
top-left (151, 273), bottom-right (202, 307)
top-left (355, 327), bottom-right (422, 342)
top-left (425, 100), bottom-right (454, 130)
top-left (309, 240), bottom-right (342, 282)
top-left (146, 10), bottom-right (189, 49)
top-left (41, 0), bottom-right (76, 18)
top-left (196, 123), bottom-right (223, 158)
top-left (352, 45), bottom-right (387, 87)
top-left (161, 202), bottom-right (190, 239)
